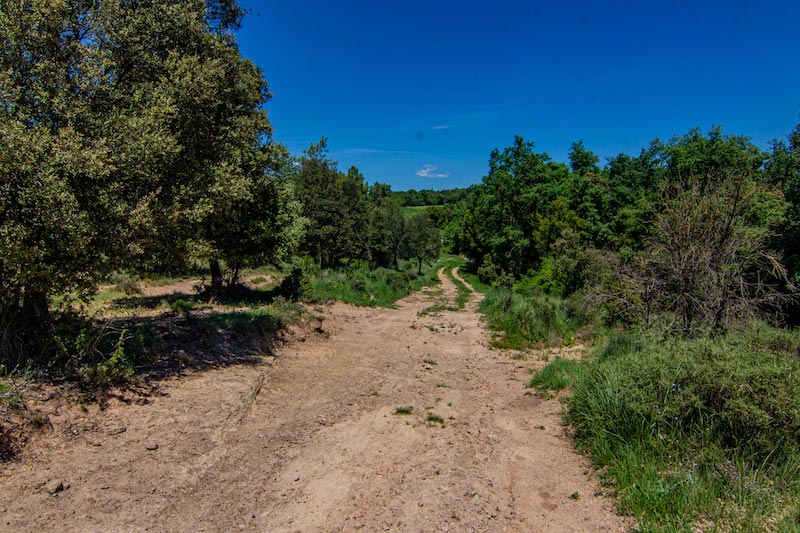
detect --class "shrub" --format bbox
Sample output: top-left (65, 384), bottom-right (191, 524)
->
top-left (115, 275), bottom-right (143, 296)
top-left (278, 267), bottom-right (310, 301)
top-left (568, 325), bottom-right (800, 529)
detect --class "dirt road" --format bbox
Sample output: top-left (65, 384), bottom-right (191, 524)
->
top-left (0, 268), bottom-right (626, 532)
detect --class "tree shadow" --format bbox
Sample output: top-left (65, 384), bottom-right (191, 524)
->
top-left (109, 282), bottom-right (287, 311)
top-left (106, 302), bottom-right (306, 389)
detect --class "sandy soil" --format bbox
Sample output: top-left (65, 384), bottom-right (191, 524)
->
top-left (0, 268), bottom-right (627, 532)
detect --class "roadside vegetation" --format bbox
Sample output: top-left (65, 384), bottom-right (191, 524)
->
top-left (565, 326), bottom-right (800, 531)
top-left (451, 127), bottom-right (800, 529)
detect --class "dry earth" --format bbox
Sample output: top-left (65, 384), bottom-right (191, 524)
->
top-left (0, 268), bottom-right (627, 532)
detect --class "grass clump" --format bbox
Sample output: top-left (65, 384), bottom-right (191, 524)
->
top-left (426, 412), bottom-right (445, 426)
top-left (393, 406), bottom-right (413, 415)
top-left (527, 356), bottom-right (583, 396)
top-left (567, 325), bottom-right (800, 531)
top-left (479, 290), bottom-right (577, 349)
top-left (203, 299), bottom-right (303, 335)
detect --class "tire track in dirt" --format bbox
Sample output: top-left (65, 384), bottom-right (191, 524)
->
top-left (0, 268), bottom-right (626, 532)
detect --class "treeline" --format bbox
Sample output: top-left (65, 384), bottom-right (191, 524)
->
top-left (0, 1), bottom-right (439, 366)
top-left (392, 187), bottom-right (469, 207)
top-left (446, 126), bottom-right (800, 332)
top-left (293, 138), bottom-right (440, 274)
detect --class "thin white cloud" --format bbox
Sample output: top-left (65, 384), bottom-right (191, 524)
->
top-left (432, 125), bottom-right (451, 130)
top-left (416, 164), bottom-right (450, 178)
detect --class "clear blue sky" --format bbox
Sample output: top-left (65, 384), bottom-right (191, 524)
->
top-left (235, 0), bottom-right (800, 191)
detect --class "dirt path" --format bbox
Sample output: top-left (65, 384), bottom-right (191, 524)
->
top-left (0, 269), bottom-right (626, 532)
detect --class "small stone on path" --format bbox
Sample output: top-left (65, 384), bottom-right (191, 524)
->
top-left (45, 481), bottom-right (65, 495)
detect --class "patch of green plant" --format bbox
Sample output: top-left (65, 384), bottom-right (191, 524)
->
top-left (527, 357), bottom-right (583, 396)
top-left (568, 326), bottom-right (800, 531)
top-left (303, 259), bottom-right (441, 307)
top-left (418, 304), bottom-right (448, 316)
top-left (0, 375), bottom-right (23, 413)
top-left (168, 299), bottom-right (194, 316)
top-left (452, 276), bottom-right (471, 309)
top-left (202, 301), bottom-right (302, 335)
top-left (479, 289), bottom-right (579, 349)
top-left (393, 405), bottom-right (413, 415)
top-left (114, 275), bottom-right (142, 296)
top-left (402, 205), bottom-right (431, 217)
top-left (417, 256), bottom-right (472, 314)
top-left (77, 329), bottom-right (134, 389)
top-left (426, 412), bottom-right (445, 426)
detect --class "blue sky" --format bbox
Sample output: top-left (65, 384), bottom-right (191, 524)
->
top-left (236, 0), bottom-right (800, 190)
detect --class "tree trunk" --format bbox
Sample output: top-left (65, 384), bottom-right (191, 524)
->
top-left (417, 257), bottom-right (423, 275)
top-left (210, 259), bottom-right (223, 300)
top-left (17, 289), bottom-right (51, 364)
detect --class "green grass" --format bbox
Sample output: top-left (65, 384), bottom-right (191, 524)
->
top-left (426, 412), bottom-right (445, 426)
top-left (479, 290), bottom-right (577, 349)
top-left (451, 274), bottom-right (471, 309)
top-left (418, 256), bottom-right (472, 314)
top-left (566, 325), bottom-right (800, 531)
top-left (527, 356), bottom-right (583, 396)
top-left (402, 205), bottom-right (431, 217)
top-left (394, 405), bottom-right (413, 415)
top-left (304, 259), bottom-right (441, 307)
top-left (202, 304), bottom-right (301, 335)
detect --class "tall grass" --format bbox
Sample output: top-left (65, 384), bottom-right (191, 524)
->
top-left (527, 356), bottom-right (583, 395)
top-left (479, 289), bottom-right (577, 349)
top-left (566, 325), bottom-right (800, 531)
top-left (304, 260), bottom-right (440, 307)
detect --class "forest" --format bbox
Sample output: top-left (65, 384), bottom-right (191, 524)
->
top-left (3, 1), bottom-right (800, 530)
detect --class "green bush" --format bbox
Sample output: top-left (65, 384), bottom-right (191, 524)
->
top-left (77, 330), bottom-right (134, 389)
top-left (204, 308), bottom-right (287, 335)
top-left (278, 267), bottom-right (310, 301)
top-left (568, 326), bottom-right (800, 529)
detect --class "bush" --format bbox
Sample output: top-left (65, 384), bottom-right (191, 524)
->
top-left (278, 267), bottom-right (310, 301)
top-left (304, 260), bottom-right (440, 307)
top-left (115, 275), bottom-right (142, 296)
top-left (568, 325), bottom-right (800, 529)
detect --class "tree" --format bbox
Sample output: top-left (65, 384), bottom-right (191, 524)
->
top-left (292, 139), bottom-right (369, 268)
top-left (405, 214), bottom-right (441, 274)
top-left (337, 166), bottom-right (371, 261)
top-left (0, 0), bottom-right (295, 359)
top-left (369, 198), bottom-right (406, 269)
top-left (462, 136), bottom-right (569, 279)
top-left (602, 173), bottom-right (791, 336)
top-left (568, 140), bottom-right (600, 175)
top-left (202, 143), bottom-right (305, 296)
top-left (765, 120), bottom-right (800, 291)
